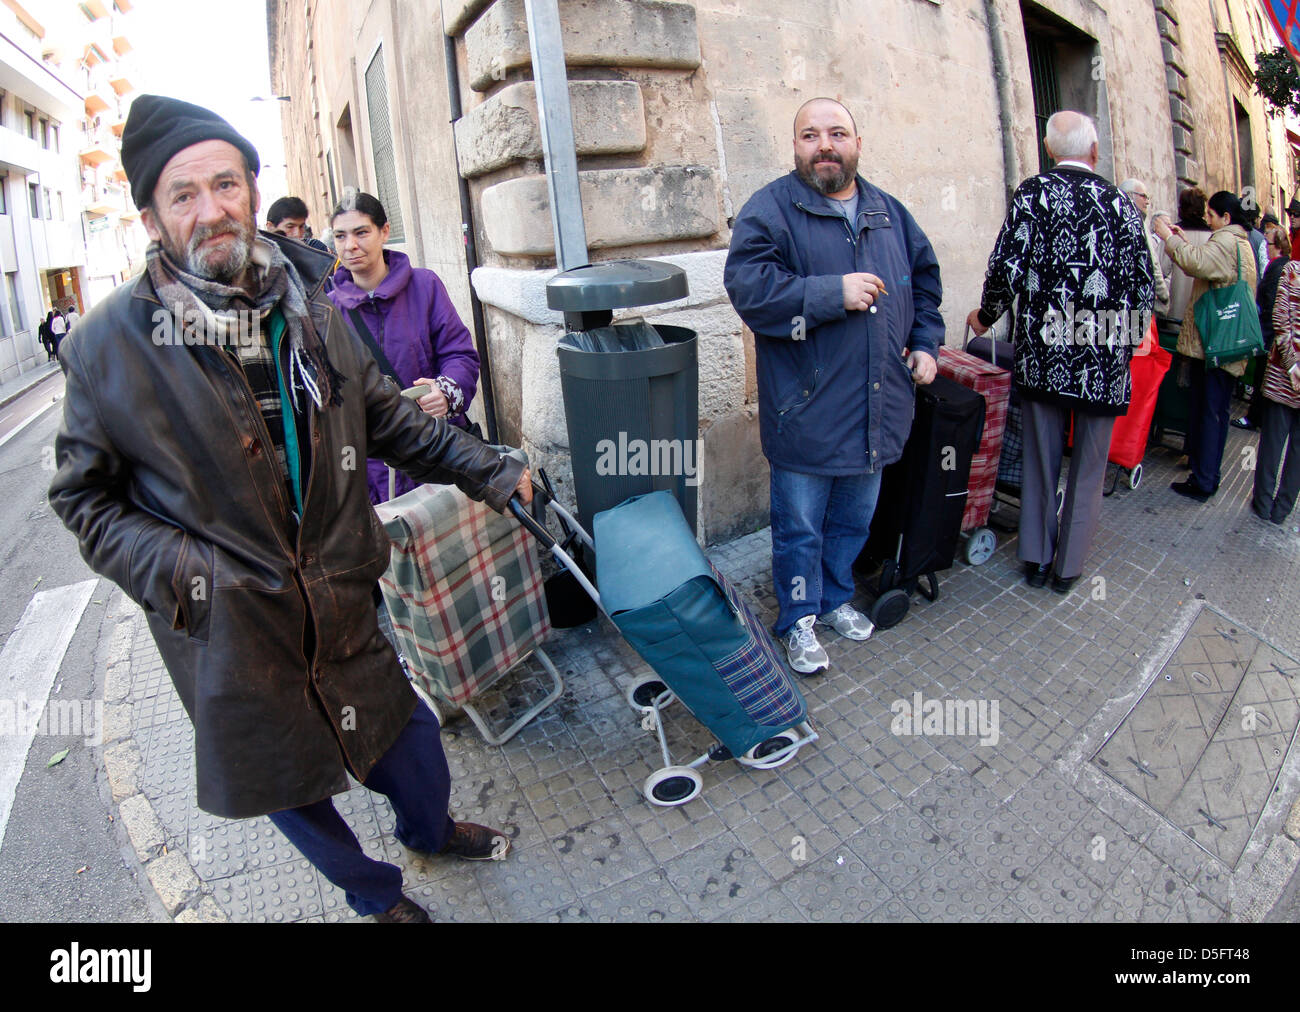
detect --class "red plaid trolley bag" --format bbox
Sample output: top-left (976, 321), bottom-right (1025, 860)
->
top-left (937, 345), bottom-right (1011, 565)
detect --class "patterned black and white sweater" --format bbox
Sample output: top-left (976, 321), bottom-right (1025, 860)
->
top-left (977, 165), bottom-right (1155, 415)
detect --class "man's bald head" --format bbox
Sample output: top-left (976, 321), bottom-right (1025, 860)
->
top-left (1044, 110), bottom-right (1098, 165)
top-left (793, 97), bottom-right (858, 137)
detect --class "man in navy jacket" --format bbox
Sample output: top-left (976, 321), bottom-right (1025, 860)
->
top-left (724, 97), bottom-right (944, 674)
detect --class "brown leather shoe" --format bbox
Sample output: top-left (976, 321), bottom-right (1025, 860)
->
top-left (439, 821), bottom-right (511, 861)
top-left (373, 896), bottom-right (431, 923)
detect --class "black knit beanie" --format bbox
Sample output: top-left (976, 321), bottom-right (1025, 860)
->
top-left (121, 95), bottom-right (260, 209)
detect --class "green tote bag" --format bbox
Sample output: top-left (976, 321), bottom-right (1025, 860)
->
top-left (1193, 243), bottom-right (1265, 367)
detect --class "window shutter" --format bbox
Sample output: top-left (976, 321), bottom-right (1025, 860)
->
top-left (364, 48), bottom-right (404, 242)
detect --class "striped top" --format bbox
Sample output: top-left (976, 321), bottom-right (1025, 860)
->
top-left (1267, 261), bottom-right (1300, 409)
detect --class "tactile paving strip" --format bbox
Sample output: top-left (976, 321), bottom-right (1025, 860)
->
top-left (1091, 604), bottom-right (1300, 868)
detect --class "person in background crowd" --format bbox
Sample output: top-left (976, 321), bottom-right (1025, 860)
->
top-left (1157, 188), bottom-right (1214, 463)
top-left (1120, 179), bottom-right (1170, 311)
top-left (1233, 229), bottom-right (1291, 432)
top-left (1154, 191), bottom-right (1258, 502)
top-left (49, 95), bottom-right (531, 925)
top-left (1242, 200), bottom-right (1270, 282)
top-left (48, 307), bottom-right (67, 360)
top-left (1157, 189), bottom-right (1215, 339)
top-left (968, 111), bottom-right (1152, 595)
top-left (1287, 197), bottom-right (1300, 255)
top-left (724, 97), bottom-right (941, 674)
top-left (327, 191), bottom-right (481, 505)
top-left (1253, 250), bottom-right (1300, 525)
top-left (1261, 211), bottom-right (1282, 245)
top-left (267, 195), bottom-right (330, 253)
top-left (38, 310), bottom-right (54, 362)
top-left (65, 303), bottom-right (80, 331)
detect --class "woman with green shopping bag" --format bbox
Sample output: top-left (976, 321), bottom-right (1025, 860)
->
top-left (1153, 191), bottom-right (1260, 501)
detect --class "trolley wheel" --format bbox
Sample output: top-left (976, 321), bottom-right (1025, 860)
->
top-left (870, 588), bottom-right (910, 630)
top-left (738, 730), bottom-right (802, 770)
top-left (643, 766), bottom-right (703, 807)
top-left (963, 527), bottom-right (997, 566)
top-left (878, 559), bottom-right (900, 593)
top-left (1129, 463), bottom-right (1143, 490)
top-left (626, 676), bottom-right (675, 713)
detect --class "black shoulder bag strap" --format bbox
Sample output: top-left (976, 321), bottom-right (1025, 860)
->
top-left (345, 306), bottom-right (401, 384)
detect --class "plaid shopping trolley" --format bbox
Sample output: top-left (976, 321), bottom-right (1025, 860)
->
top-left (375, 477), bottom-right (562, 745)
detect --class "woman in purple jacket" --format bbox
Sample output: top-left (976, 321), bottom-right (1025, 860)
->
top-left (328, 192), bottom-right (480, 504)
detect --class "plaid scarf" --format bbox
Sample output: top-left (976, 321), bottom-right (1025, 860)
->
top-left (146, 235), bottom-right (345, 412)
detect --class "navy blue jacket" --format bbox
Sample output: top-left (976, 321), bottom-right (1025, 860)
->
top-left (724, 172), bottom-right (944, 474)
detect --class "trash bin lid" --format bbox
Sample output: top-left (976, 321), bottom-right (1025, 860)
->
top-left (546, 259), bottom-right (688, 312)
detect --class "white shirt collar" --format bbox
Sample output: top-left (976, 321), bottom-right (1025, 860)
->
top-left (1054, 160), bottom-right (1095, 172)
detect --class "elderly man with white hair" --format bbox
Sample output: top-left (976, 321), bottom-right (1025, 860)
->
top-left (1119, 177), bottom-right (1171, 310)
top-left (967, 111), bottom-right (1153, 594)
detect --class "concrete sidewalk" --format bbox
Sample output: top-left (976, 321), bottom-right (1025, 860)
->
top-left (91, 424), bottom-right (1300, 922)
top-left (0, 361), bottom-right (61, 411)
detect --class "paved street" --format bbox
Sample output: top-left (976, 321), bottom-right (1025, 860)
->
top-left (0, 370), bottom-right (163, 922)
top-left (1, 360), bottom-right (1298, 923)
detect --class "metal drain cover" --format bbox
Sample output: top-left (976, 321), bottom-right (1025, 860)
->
top-left (1092, 606), bottom-right (1300, 867)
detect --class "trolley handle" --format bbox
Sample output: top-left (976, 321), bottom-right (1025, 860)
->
top-left (964, 320), bottom-right (1007, 370)
top-left (509, 493), bottom-right (557, 549)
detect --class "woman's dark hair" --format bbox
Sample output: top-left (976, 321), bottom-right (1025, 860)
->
top-left (1177, 186), bottom-right (1209, 229)
top-left (329, 191), bottom-right (387, 228)
top-left (1207, 190), bottom-right (1250, 230)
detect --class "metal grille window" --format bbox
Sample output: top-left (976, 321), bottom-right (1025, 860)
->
top-left (1025, 31), bottom-right (1061, 174)
top-left (364, 48), bottom-right (404, 242)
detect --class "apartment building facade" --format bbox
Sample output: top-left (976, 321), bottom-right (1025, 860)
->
top-left (0, 0), bottom-right (141, 383)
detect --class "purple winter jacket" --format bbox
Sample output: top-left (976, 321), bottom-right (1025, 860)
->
top-left (329, 250), bottom-right (480, 504)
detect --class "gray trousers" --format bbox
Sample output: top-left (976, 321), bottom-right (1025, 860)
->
top-left (1252, 398), bottom-right (1300, 523)
top-left (1020, 399), bottom-right (1115, 579)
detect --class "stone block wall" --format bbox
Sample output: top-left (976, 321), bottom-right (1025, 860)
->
top-left (446, 0), bottom-right (762, 541)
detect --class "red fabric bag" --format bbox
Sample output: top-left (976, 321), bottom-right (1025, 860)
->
top-left (1108, 320), bottom-right (1170, 469)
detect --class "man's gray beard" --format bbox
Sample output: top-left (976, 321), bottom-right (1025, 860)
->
top-left (186, 226), bottom-right (252, 284)
top-left (157, 218), bottom-right (254, 284)
top-left (795, 154), bottom-right (856, 196)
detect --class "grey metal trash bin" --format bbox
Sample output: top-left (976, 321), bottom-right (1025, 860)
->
top-left (548, 260), bottom-right (698, 534)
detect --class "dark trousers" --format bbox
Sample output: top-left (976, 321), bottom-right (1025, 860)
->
top-left (1020, 400), bottom-right (1114, 580)
top-left (1186, 360), bottom-right (1235, 493)
top-left (1253, 398), bottom-right (1300, 522)
top-left (267, 702), bottom-right (454, 916)
top-left (1245, 378), bottom-right (1267, 428)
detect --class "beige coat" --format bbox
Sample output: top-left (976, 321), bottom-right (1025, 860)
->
top-left (1164, 223), bottom-right (1257, 378)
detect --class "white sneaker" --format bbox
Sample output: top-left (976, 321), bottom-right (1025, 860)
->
top-left (784, 614), bottom-right (830, 675)
top-left (816, 603), bottom-right (875, 641)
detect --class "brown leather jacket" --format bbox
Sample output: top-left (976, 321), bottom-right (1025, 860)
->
top-left (49, 234), bottom-right (524, 818)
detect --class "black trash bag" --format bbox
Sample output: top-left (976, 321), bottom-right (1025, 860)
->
top-left (559, 319), bottom-right (667, 353)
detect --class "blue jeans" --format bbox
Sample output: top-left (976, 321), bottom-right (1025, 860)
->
top-left (267, 702), bottom-right (455, 916)
top-left (769, 465), bottom-right (882, 637)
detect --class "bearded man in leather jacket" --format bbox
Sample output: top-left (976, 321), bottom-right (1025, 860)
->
top-left (48, 96), bottom-right (530, 923)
